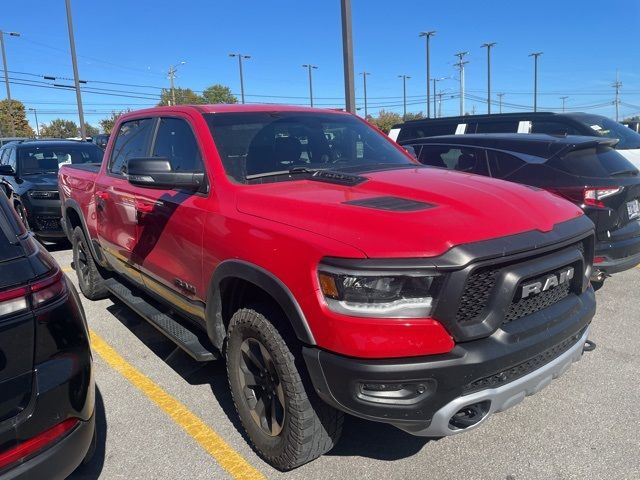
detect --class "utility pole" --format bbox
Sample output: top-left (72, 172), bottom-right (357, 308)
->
top-left (481, 42), bottom-right (496, 114)
top-left (302, 64), bottom-right (318, 107)
top-left (560, 96), bottom-right (569, 112)
top-left (65, 0), bottom-right (87, 140)
top-left (454, 51), bottom-right (469, 116)
top-left (229, 53), bottom-right (250, 104)
top-left (497, 93), bottom-right (505, 113)
top-left (419, 31), bottom-right (436, 117)
top-left (529, 52), bottom-right (543, 112)
top-left (341, 0), bottom-right (355, 113)
top-left (0, 31), bottom-right (20, 136)
top-left (28, 108), bottom-right (39, 137)
top-left (360, 71), bottom-right (370, 118)
top-left (432, 77), bottom-right (448, 117)
top-left (437, 91), bottom-right (444, 117)
top-left (613, 71), bottom-right (622, 122)
top-left (398, 75), bottom-right (411, 120)
top-left (167, 61), bottom-right (186, 105)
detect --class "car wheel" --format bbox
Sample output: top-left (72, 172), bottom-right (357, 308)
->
top-left (226, 306), bottom-right (343, 470)
top-left (15, 203), bottom-right (30, 230)
top-left (72, 226), bottom-right (108, 300)
top-left (591, 279), bottom-right (605, 292)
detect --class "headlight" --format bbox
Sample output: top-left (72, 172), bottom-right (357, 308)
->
top-left (318, 266), bottom-right (442, 318)
top-left (28, 191), bottom-right (59, 200)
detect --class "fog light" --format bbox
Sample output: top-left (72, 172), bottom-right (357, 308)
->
top-left (358, 380), bottom-right (436, 404)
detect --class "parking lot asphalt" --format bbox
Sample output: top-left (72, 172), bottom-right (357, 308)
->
top-left (48, 243), bottom-right (640, 480)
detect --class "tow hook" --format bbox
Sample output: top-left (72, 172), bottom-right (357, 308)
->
top-left (583, 340), bottom-right (596, 353)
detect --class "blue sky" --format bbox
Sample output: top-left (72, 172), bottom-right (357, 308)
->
top-left (4, 0), bottom-right (640, 129)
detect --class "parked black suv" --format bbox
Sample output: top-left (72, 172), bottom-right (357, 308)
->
top-left (0, 190), bottom-right (95, 478)
top-left (401, 133), bottom-right (640, 286)
top-left (391, 112), bottom-right (640, 169)
top-left (0, 140), bottom-right (103, 242)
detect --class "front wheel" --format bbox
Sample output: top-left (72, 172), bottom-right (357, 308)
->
top-left (72, 226), bottom-right (108, 300)
top-left (226, 307), bottom-right (343, 470)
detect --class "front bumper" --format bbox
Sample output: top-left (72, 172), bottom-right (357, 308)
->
top-left (21, 197), bottom-right (64, 239)
top-left (303, 287), bottom-right (595, 436)
top-left (594, 234), bottom-right (640, 275)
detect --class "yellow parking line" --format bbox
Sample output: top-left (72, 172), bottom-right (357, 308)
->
top-left (62, 266), bottom-right (73, 273)
top-left (89, 330), bottom-right (265, 480)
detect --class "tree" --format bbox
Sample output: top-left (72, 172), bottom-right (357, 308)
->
top-left (202, 84), bottom-right (237, 104)
top-left (158, 88), bottom-right (204, 106)
top-left (404, 112), bottom-right (424, 121)
top-left (40, 119), bottom-right (79, 138)
top-left (99, 111), bottom-right (125, 134)
top-left (0, 99), bottom-right (35, 137)
top-left (368, 110), bottom-right (403, 134)
top-left (84, 123), bottom-right (99, 137)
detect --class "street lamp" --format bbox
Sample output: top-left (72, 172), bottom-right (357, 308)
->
top-left (302, 64), bottom-right (318, 107)
top-left (167, 61), bottom-right (187, 106)
top-left (0, 31), bottom-right (20, 136)
top-left (560, 95), bottom-right (569, 112)
top-left (419, 31), bottom-right (436, 118)
top-left (229, 53), bottom-right (250, 104)
top-left (360, 71), bottom-right (371, 118)
top-left (398, 75), bottom-right (411, 120)
top-left (28, 108), bottom-right (39, 137)
top-left (529, 52), bottom-right (543, 112)
top-left (481, 42), bottom-right (496, 114)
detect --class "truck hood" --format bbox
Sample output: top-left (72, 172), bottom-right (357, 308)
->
top-left (236, 167), bottom-right (584, 258)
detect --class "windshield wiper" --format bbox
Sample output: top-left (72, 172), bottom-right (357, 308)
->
top-left (245, 166), bottom-right (327, 181)
top-left (610, 169), bottom-right (638, 176)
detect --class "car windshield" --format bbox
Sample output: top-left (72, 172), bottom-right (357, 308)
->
top-left (17, 144), bottom-right (103, 175)
top-left (568, 114), bottom-right (640, 150)
top-left (204, 111), bottom-right (416, 183)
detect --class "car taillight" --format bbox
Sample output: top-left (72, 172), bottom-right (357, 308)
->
top-left (0, 418), bottom-right (79, 470)
top-left (549, 186), bottom-right (622, 208)
top-left (0, 269), bottom-right (66, 318)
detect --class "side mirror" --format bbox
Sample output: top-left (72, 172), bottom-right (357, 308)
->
top-left (127, 157), bottom-right (204, 190)
top-left (0, 164), bottom-right (15, 176)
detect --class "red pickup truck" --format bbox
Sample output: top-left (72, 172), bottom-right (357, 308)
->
top-left (59, 105), bottom-right (596, 470)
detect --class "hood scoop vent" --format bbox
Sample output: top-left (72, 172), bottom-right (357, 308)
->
top-left (343, 196), bottom-right (435, 212)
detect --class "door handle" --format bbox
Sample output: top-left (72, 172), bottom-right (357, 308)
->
top-left (135, 200), bottom-right (155, 214)
top-left (95, 191), bottom-right (109, 201)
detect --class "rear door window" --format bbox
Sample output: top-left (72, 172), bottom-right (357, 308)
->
top-left (109, 118), bottom-right (155, 176)
top-left (397, 122), bottom-right (457, 142)
top-left (531, 121), bottom-right (581, 135)
top-left (549, 146), bottom-right (638, 177)
top-left (151, 118), bottom-right (204, 173)
top-left (417, 145), bottom-right (489, 175)
top-left (472, 120), bottom-right (520, 134)
top-left (486, 150), bottom-right (527, 178)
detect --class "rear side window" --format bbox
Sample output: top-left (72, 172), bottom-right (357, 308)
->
top-left (152, 118), bottom-right (203, 173)
top-left (0, 148), bottom-right (7, 164)
top-left (531, 121), bottom-right (581, 135)
top-left (397, 123), bottom-right (457, 142)
top-left (109, 118), bottom-right (154, 176)
top-left (7, 149), bottom-right (16, 170)
top-left (472, 121), bottom-right (519, 134)
top-left (417, 145), bottom-right (489, 176)
top-left (550, 146), bottom-right (638, 177)
top-left (487, 150), bottom-right (526, 178)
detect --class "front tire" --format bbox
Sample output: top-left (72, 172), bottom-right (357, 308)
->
top-left (226, 306), bottom-right (343, 470)
top-left (72, 226), bottom-right (108, 300)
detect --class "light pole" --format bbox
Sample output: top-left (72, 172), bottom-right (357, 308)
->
top-left (229, 53), bottom-right (250, 104)
top-left (529, 52), bottom-right (543, 112)
top-left (302, 64), bottom-right (318, 107)
top-left (560, 96), bottom-right (569, 112)
top-left (432, 77), bottom-right (449, 117)
top-left (360, 71), bottom-right (370, 118)
top-left (167, 61), bottom-right (186, 105)
top-left (0, 30), bottom-right (20, 136)
top-left (419, 31), bottom-right (436, 118)
top-left (497, 93), bottom-right (505, 113)
top-left (481, 42), bottom-right (496, 114)
top-left (64, 0), bottom-right (87, 140)
top-left (454, 51), bottom-right (469, 116)
top-left (341, 0), bottom-right (355, 113)
top-left (28, 108), bottom-right (39, 137)
top-left (398, 75), bottom-right (411, 120)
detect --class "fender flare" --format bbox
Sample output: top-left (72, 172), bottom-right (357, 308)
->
top-left (205, 259), bottom-right (316, 350)
top-left (62, 198), bottom-right (107, 266)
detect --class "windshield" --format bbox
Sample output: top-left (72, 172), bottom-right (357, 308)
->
top-left (17, 144), bottom-right (104, 175)
top-left (204, 112), bottom-right (415, 183)
top-left (568, 114), bottom-right (640, 150)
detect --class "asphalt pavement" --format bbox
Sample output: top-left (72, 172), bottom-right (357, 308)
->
top-left (46, 244), bottom-right (639, 480)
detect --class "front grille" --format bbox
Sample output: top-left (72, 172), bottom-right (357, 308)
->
top-left (504, 282), bottom-right (571, 324)
top-left (462, 327), bottom-right (586, 394)
top-left (455, 267), bottom-right (499, 325)
top-left (35, 216), bottom-right (62, 231)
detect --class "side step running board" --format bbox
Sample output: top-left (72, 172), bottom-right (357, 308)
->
top-left (104, 278), bottom-right (217, 362)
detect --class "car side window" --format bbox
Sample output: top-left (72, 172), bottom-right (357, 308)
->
top-left (486, 150), bottom-right (526, 178)
top-left (109, 118), bottom-right (154, 176)
top-left (473, 121), bottom-right (520, 134)
top-left (0, 148), bottom-right (6, 165)
top-left (151, 117), bottom-right (203, 173)
top-left (7, 148), bottom-right (16, 170)
top-left (417, 145), bottom-right (489, 176)
top-left (531, 121), bottom-right (581, 135)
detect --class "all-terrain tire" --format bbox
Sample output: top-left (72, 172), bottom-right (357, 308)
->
top-left (71, 226), bottom-right (108, 300)
top-left (226, 306), bottom-right (343, 470)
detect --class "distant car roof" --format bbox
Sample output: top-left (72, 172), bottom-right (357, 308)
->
top-left (14, 139), bottom-right (101, 148)
top-left (401, 133), bottom-right (619, 159)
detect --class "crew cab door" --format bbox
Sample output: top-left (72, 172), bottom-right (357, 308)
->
top-left (134, 116), bottom-right (208, 319)
top-left (96, 117), bottom-right (155, 284)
